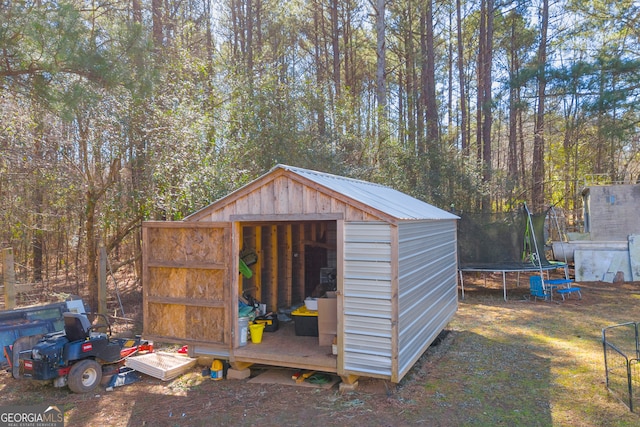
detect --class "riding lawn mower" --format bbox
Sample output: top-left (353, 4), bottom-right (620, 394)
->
top-left (20, 312), bottom-right (152, 393)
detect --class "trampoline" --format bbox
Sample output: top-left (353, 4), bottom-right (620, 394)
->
top-left (457, 204), bottom-right (569, 301)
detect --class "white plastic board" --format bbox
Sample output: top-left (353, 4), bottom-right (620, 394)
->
top-left (629, 235), bottom-right (640, 281)
top-left (125, 352), bottom-right (197, 381)
top-left (574, 249), bottom-right (632, 282)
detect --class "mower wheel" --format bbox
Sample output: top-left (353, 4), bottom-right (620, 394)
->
top-left (68, 359), bottom-right (102, 393)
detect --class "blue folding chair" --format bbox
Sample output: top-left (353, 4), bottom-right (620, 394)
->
top-left (529, 275), bottom-right (551, 301)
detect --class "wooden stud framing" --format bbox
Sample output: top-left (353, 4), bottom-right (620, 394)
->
top-left (231, 221), bottom-right (241, 348)
top-left (285, 224), bottom-right (293, 305)
top-left (255, 226), bottom-right (262, 303)
top-left (296, 223), bottom-right (305, 302)
top-left (238, 224), bottom-right (244, 274)
top-left (269, 225), bottom-right (278, 308)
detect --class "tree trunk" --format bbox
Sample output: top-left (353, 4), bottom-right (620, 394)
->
top-left (405, 11), bottom-right (416, 153)
top-left (476, 0), bottom-right (486, 163)
top-left (477, 0), bottom-right (493, 211)
top-left (246, 0), bottom-right (253, 76)
top-left (507, 15), bottom-right (519, 186)
top-left (456, 0), bottom-right (468, 154)
top-left (330, 0), bottom-right (340, 98)
top-left (152, 0), bottom-right (162, 48)
top-left (375, 0), bottom-right (386, 163)
top-left (418, 10), bottom-right (426, 154)
top-left (32, 89), bottom-right (44, 283)
top-left (532, 0), bottom-right (548, 211)
top-left (32, 195), bottom-right (44, 283)
top-left (86, 189), bottom-right (98, 312)
top-left (375, 0), bottom-right (386, 115)
top-left (313, 1), bottom-right (326, 135)
top-left (343, 5), bottom-right (353, 97)
top-left (424, 0), bottom-right (439, 146)
top-left (447, 8), bottom-right (453, 140)
top-left (132, 0), bottom-right (142, 23)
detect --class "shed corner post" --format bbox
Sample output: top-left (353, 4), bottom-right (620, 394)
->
top-left (336, 219), bottom-right (345, 376)
top-left (230, 221), bottom-right (242, 349)
top-left (390, 224), bottom-right (400, 381)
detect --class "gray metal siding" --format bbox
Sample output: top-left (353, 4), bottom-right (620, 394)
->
top-left (343, 222), bottom-right (394, 377)
top-left (397, 220), bottom-right (458, 378)
top-left (277, 165), bottom-right (460, 221)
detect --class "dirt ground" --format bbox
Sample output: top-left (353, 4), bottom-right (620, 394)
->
top-left (2, 272), bottom-right (640, 426)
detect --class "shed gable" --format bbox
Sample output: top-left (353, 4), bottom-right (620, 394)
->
top-left (187, 172), bottom-right (386, 222)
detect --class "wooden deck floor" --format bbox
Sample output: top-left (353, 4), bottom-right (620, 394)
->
top-left (232, 320), bottom-right (337, 372)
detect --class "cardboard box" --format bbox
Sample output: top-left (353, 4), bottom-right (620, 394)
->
top-left (317, 296), bottom-right (337, 346)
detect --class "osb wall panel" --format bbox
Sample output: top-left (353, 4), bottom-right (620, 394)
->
top-left (185, 269), bottom-right (225, 300)
top-left (144, 222), bottom-right (230, 345)
top-left (147, 227), bottom-right (227, 264)
top-left (185, 306), bottom-right (225, 342)
top-left (146, 304), bottom-right (224, 343)
top-left (195, 175), bottom-right (384, 222)
top-left (148, 267), bottom-right (225, 300)
top-left (148, 303), bottom-right (186, 338)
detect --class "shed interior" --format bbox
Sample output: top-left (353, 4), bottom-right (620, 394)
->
top-left (239, 220), bottom-right (337, 312)
top-left (233, 219), bottom-right (339, 373)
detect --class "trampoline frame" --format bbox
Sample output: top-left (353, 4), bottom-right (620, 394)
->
top-left (458, 203), bottom-right (569, 301)
top-left (458, 262), bottom-right (569, 301)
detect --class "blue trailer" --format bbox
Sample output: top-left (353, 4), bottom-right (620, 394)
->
top-left (0, 299), bottom-right (87, 376)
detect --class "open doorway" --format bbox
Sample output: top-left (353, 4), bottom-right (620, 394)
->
top-left (239, 220), bottom-right (337, 312)
top-left (234, 220), bottom-right (338, 371)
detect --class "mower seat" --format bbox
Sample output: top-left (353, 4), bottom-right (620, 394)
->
top-left (63, 312), bottom-right (92, 342)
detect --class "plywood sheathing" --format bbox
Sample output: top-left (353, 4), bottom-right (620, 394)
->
top-left (143, 222), bottom-right (231, 347)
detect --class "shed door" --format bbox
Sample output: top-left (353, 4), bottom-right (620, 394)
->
top-left (142, 221), bottom-right (233, 350)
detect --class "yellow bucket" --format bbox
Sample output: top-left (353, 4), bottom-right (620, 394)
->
top-left (249, 323), bottom-right (265, 344)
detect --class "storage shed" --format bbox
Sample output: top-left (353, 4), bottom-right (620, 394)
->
top-left (142, 164), bottom-right (459, 389)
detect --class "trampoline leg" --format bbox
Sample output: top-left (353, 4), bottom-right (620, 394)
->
top-left (459, 270), bottom-right (465, 299)
top-left (503, 271), bottom-right (507, 301)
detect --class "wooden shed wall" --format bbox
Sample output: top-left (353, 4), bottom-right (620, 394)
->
top-left (188, 174), bottom-right (384, 222)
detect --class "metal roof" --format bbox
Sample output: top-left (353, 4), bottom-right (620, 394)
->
top-left (275, 164), bottom-right (459, 221)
